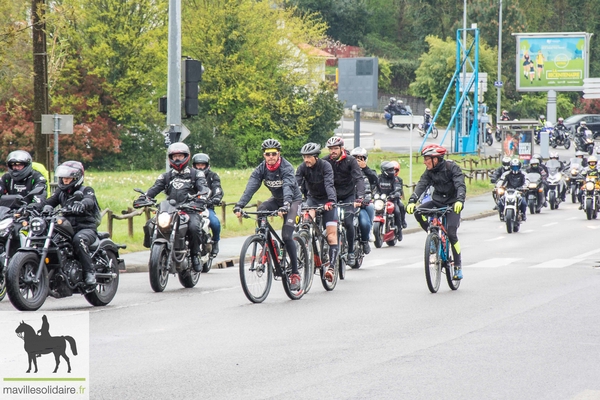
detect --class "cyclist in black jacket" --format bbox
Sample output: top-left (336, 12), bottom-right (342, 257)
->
top-left (351, 147), bottom-right (377, 255)
top-left (406, 144), bottom-right (466, 280)
top-left (296, 142), bottom-right (338, 279)
top-left (192, 153), bottom-right (223, 257)
top-left (234, 139), bottom-right (303, 290)
top-left (323, 136), bottom-right (365, 267)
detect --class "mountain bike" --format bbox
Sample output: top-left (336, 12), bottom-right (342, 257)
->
top-left (238, 210), bottom-right (309, 303)
top-left (296, 205), bottom-right (338, 292)
top-left (420, 207), bottom-right (460, 293)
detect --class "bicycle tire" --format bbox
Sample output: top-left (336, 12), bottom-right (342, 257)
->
top-left (445, 262), bottom-right (461, 290)
top-left (281, 233), bottom-right (308, 300)
top-left (424, 232), bottom-right (442, 293)
top-left (298, 230), bottom-right (314, 294)
top-left (338, 228), bottom-right (347, 280)
top-left (239, 235), bottom-right (272, 303)
top-left (320, 252), bottom-right (339, 291)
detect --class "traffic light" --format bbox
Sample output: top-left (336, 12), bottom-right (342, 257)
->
top-left (182, 58), bottom-right (203, 118)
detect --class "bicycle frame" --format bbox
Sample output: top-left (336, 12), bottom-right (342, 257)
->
top-left (253, 215), bottom-right (287, 278)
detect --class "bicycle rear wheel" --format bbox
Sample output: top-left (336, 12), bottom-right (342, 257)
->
top-left (298, 230), bottom-right (314, 294)
top-left (338, 228), bottom-right (347, 280)
top-left (320, 252), bottom-right (339, 291)
top-left (445, 262), bottom-right (461, 290)
top-left (424, 233), bottom-right (442, 293)
top-left (239, 235), bottom-right (272, 303)
top-left (282, 233), bottom-right (309, 300)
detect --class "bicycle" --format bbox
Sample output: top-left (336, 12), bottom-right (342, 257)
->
top-left (336, 202), bottom-right (358, 280)
top-left (238, 210), bottom-right (309, 303)
top-left (420, 206), bottom-right (460, 293)
top-left (296, 205), bottom-right (338, 292)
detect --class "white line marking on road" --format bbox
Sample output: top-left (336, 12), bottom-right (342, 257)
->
top-left (529, 259), bottom-right (581, 268)
top-left (566, 217), bottom-right (579, 220)
top-left (587, 225), bottom-right (600, 230)
top-left (466, 258), bottom-right (522, 268)
top-left (575, 248), bottom-right (600, 259)
top-left (485, 236), bottom-right (506, 241)
top-left (542, 222), bottom-right (558, 227)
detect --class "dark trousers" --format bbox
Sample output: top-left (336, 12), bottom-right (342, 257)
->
top-left (187, 213), bottom-right (202, 256)
top-left (73, 229), bottom-right (98, 274)
top-left (414, 201), bottom-right (462, 266)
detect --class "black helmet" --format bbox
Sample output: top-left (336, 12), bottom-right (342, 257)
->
top-left (501, 156), bottom-right (511, 169)
top-left (300, 143), bottom-right (321, 156)
top-left (56, 161), bottom-right (84, 193)
top-left (261, 138), bottom-right (281, 152)
top-left (326, 136), bottom-right (344, 148)
top-left (6, 150), bottom-right (33, 181)
top-left (167, 142), bottom-right (190, 172)
top-left (192, 153), bottom-right (210, 166)
top-left (380, 161), bottom-right (395, 178)
top-left (350, 147), bottom-right (368, 160)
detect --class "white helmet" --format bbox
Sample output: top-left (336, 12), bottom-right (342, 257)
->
top-left (425, 108), bottom-right (431, 114)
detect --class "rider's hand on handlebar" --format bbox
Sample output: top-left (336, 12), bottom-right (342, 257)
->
top-left (277, 203), bottom-right (290, 217)
top-left (72, 201), bottom-right (85, 214)
top-left (233, 205), bottom-right (243, 217)
top-left (43, 205), bottom-right (54, 214)
top-left (324, 201), bottom-right (334, 211)
top-left (354, 198), bottom-right (364, 208)
top-left (406, 203), bottom-right (416, 214)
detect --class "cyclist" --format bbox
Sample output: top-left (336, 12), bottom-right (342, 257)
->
top-left (192, 153), bottom-right (223, 257)
top-left (295, 143), bottom-right (338, 279)
top-left (234, 139), bottom-right (303, 290)
top-left (376, 161), bottom-right (407, 240)
top-left (350, 147), bottom-right (378, 255)
top-left (0, 150), bottom-right (47, 202)
top-left (496, 159), bottom-right (528, 221)
top-left (406, 144), bottom-right (466, 280)
top-left (323, 137), bottom-right (365, 267)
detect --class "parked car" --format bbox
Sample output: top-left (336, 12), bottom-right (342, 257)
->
top-left (563, 114), bottom-right (600, 139)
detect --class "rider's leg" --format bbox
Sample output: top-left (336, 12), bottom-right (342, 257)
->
top-left (413, 201), bottom-right (434, 232)
top-left (208, 208), bottom-right (221, 256)
top-left (446, 211), bottom-right (463, 279)
top-left (73, 229), bottom-right (98, 285)
top-left (281, 200), bottom-right (302, 275)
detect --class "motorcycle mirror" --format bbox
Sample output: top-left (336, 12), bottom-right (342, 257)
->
top-left (133, 188), bottom-right (145, 194)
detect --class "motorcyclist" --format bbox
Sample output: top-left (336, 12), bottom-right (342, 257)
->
top-left (384, 97), bottom-right (399, 115)
top-left (234, 139), bottom-right (303, 290)
top-left (192, 153), bottom-right (222, 257)
top-left (526, 157), bottom-right (548, 207)
top-left (396, 99), bottom-right (408, 114)
top-left (422, 108), bottom-right (433, 131)
top-left (391, 161), bottom-right (408, 229)
top-left (538, 114), bottom-right (546, 126)
top-left (0, 150), bottom-right (47, 202)
top-left (574, 121), bottom-right (589, 150)
top-left (546, 152), bottom-right (566, 201)
top-left (350, 147), bottom-right (377, 255)
top-left (491, 156), bottom-right (512, 210)
top-left (406, 144), bottom-right (466, 280)
top-left (500, 110), bottom-right (510, 121)
top-left (323, 136), bottom-right (365, 267)
top-left (496, 159), bottom-right (528, 221)
top-left (575, 150), bottom-right (589, 167)
top-left (579, 155), bottom-right (599, 209)
top-left (35, 161), bottom-right (101, 286)
top-left (295, 142), bottom-right (338, 279)
top-left (376, 161), bottom-right (406, 241)
top-left (137, 143), bottom-right (210, 272)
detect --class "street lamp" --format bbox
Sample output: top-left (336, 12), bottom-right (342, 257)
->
top-left (496, 0), bottom-right (503, 127)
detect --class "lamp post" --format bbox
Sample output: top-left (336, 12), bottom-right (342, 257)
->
top-left (496, 0), bottom-right (503, 127)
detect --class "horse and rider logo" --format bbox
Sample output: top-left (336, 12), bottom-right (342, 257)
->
top-left (15, 315), bottom-right (78, 373)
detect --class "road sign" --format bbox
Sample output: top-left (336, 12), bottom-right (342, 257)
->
top-left (41, 114), bottom-right (74, 134)
top-left (494, 81), bottom-right (503, 88)
top-left (162, 124), bottom-right (191, 144)
top-left (583, 78), bottom-right (600, 99)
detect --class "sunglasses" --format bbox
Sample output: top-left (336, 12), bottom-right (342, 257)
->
top-left (355, 157), bottom-right (366, 161)
top-left (264, 152), bottom-right (278, 157)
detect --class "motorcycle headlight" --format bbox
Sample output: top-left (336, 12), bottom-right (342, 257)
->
top-left (381, 194), bottom-right (387, 200)
top-left (528, 183), bottom-right (537, 189)
top-left (0, 218), bottom-right (12, 231)
top-left (157, 212), bottom-right (172, 229)
top-left (497, 187), bottom-right (505, 196)
top-left (30, 217), bottom-right (46, 235)
top-left (586, 181), bottom-right (595, 191)
top-left (374, 199), bottom-right (385, 211)
top-left (571, 169), bottom-right (578, 176)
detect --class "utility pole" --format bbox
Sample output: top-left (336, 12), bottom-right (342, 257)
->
top-left (32, 0), bottom-right (50, 170)
top-left (496, 0), bottom-right (503, 128)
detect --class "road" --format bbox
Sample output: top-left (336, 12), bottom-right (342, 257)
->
top-left (2, 200), bottom-right (600, 399)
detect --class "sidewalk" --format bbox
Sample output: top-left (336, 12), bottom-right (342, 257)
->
top-left (121, 193), bottom-right (496, 273)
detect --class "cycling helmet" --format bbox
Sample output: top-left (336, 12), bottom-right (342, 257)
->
top-left (192, 153), bottom-right (210, 167)
top-left (380, 161), bottom-right (395, 178)
top-left (389, 97), bottom-right (396, 104)
top-left (558, 117), bottom-right (564, 123)
top-left (56, 161), bottom-right (84, 193)
top-left (261, 138), bottom-right (282, 152)
top-left (588, 156), bottom-right (598, 169)
top-left (510, 159), bottom-right (521, 173)
top-left (424, 108), bottom-right (431, 114)
top-left (421, 144), bottom-right (447, 157)
top-left (390, 161), bottom-right (401, 176)
top-left (549, 152), bottom-right (559, 160)
top-left (326, 136), bottom-right (344, 148)
top-left (167, 142), bottom-right (191, 172)
top-left (6, 150), bottom-right (33, 181)
top-left (350, 147), bottom-right (368, 160)
top-left (300, 142), bottom-right (321, 156)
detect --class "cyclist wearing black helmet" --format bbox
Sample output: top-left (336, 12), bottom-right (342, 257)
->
top-left (323, 136), bottom-right (365, 267)
top-left (192, 153), bottom-right (223, 257)
top-left (350, 147), bottom-right (378, 255)
top-left (296, 142), bottom-right (338, 279)
top-left (406, 144), bottom-right (466, 280)
top-left (234, 139), bottom-right (303, 290)
top-left (36, 161), bottom-right (102, 286)
top-left (0, 150), bottom-right (47, 202)
top-left (136, 142), bottom-right (210, 272)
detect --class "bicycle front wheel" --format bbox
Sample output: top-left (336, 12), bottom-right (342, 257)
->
top-left (424, 233), bottom-right (442, 293)
top-left (239, 235), bottom-right (273, 303)
top-left (282, 233), bottom-right (309, 300)
top-left (298, 230), bottom-right (315, 294)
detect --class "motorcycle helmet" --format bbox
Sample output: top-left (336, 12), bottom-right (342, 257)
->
top-left (192, 153), bottom-right (210, 170)
top-left (532, 153), bottom-right (542, 161)
top-left (539, 115), bottom-right (546, 120)
top-left (549, 152), bottom-right (559, 160)
top-left (261, 138), bottom-right (282, 152)
top-left (588, 156), bottom-right (598, 169)
top-left (397, 99), bottom-right (404, 105)
top-left (300, 142), bottom-right (321, 156)
top-left (390, 161), bottom-right (401, 176)
top-left (510, 159), bottom-right (521, 173)
top-left (167, 142), bottom-right (191, 172)
top-left (576, 150), bottom-right (586, 158)
top-left (502, 156), bottom-right (511, 170)
top-left (581, 121), bottom-right (587, 127)
top-left (558, 117), bottom-right (564, 123)
top-left (424, 108), bottom-right (431, 115)
top-left (529, 158), bottom-right (540, 169)
top-left (389, 97), bottom-right (396, 104)
top-left (326, 136), bottom-right (344, 148)
top-left (421, 144), bottom-right (447, 157)
top-left (6, 150), bottom-right (33, 181)
top-left (56, 160), bottom-right (84, 193)
top-left (350, 147), bottom-right (368, 160)
top-left (502, 110), bottom-right (508, 115)
top-left (380, 161), bottom-right (395, 178)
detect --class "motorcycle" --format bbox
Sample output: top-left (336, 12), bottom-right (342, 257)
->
top-left (484, 125), bottom-right (494, 146)
top-left (497, 186), bottom-right (524, 234)
top-left (384, 106), bottom-right (413, 129)
top-left (372, 193), bottom-right (400, 248)
top-left (525, 172), bottom-right (544, 214)
top-left (545, 159), bottom-right (566, 210)
top-left (582, 175), bottom-right (600, 220)
top-left (5, 192), bottom-right (124, 311)
top-left (417, 121), bottom-right (439, 138)
top-left (133, 189), bottom-right (213, 292)
top-left (535, 124), bottom-right (554, 145)
top-left (551, 125), bottom-right (571, 149)
top-left (566, 158), bottom-right (584, 203)
top-left (575, 130), bottom-right (595, 155)
top-left (494, 126), bottom-right (503, 142)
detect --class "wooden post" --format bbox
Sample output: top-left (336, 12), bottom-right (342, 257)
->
top-left (144, 207), bottom-right (151, 221)
top-left (127, 207), bottom-right (134, 237)
top-left (107, 210), bottom-right (114, 238)
top-left (221, 202), bottom-right (227, 229)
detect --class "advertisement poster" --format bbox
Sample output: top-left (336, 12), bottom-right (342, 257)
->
top-left (515, 33), bottom-right (591, 91)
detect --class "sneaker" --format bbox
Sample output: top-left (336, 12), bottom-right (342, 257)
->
top-left (579, 204), bottom-right (583, 210)
top-left (362, 241), bottom-right (371, 255)
top-left (499, 213), bottom-right (504, 222)
top-left (453, 265), bottom-right (463, 280)
top-left (192, 255), bottom-right (202, 272)
top-left (210, 241), bottom-right (219, 257)
top-left (402, 220), bottom-right (408, 229)
top-left (544, 200), bottom-right (548, 207)
top-left (325, 267), bottom-right (334, 282)
top-left (347, 252), bottom-right (356, 267)
top-left (289, 273), bottom-right (301, 291)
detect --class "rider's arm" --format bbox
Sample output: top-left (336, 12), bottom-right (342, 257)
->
top-left (146, 172), bottom-right (168, 199)
top-left (31, 171), bottom-right (48, 201)
top-left (350, 158), bottom-right (366, 199)
top-left (450, 162), bottom-right (467, 203)
top-left (193, 169), bottom-right (210, 199)
top-left (295, 164), bottom-right (308, 199)
top-left (209, 171), bottom-right (224, 203)
top-left (280, 159), bottom-right (299, 205)
top-left (237, 164), bottom-right (264, 208)
top-left (408, 172), bottom-right (432, 203)
top-left (323, 161), bottom-right (337, 203)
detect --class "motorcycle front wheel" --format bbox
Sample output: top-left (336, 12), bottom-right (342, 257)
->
top-left (431, 127), bottom-right (439, 139)
top-left (85, 250), bottom-right (120, 306)
top-left (586, 198), bottom-right (594, 220)
top-left (6, 252), bottom-right (48, 311)
top-left (571, 186), bottom-right (578, 203)
top-left (549, 191), bottom-right (557, 210)
top-left (486, 134), bottom-right (493, 146)
top-left (386, 119), bottom-right (394, 129)
top-left (564, 138), bottom-right (571, 149)
top-left (149, 243), bottom-right (170, 292)
top-left (372, 222), bottom-right (383, 248)
top-left (505, 209), bottom-right (514, 234)
top-left (178, 262), bottom-right (201, 288)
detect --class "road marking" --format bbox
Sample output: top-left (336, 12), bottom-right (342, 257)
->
top-left (529, 259), bottom-right (581, 268)
top-left (466, 258), bottom-right (522, 268)
top-left (576, 248), bottom-right (600, 259)
top-left (542, 222), bottom-right (558, 227)
top-left (566, 217), bottom-right (580, 220)
top-left (587, 225), bottom-right (600, 230)
top-left (485, 236), bottom-right (506, 241)
top-left (395, 261), bottom-right (423, 269)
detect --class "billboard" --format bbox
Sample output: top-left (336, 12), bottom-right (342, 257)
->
top-left (514, 32), bottom-right (592, 92)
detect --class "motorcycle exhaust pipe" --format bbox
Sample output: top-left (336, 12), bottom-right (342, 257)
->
top-left (95, 272), bottom-right (118, 279)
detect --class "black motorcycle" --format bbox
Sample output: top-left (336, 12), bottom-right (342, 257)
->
top-left (551, 126), bottom-right (571, 149)
top-left (6, 192), bottom-right (124, 311)
top-left (133, 189), bottom-right (212, 292)
top-left (525, 172), bottom-right (544, 214)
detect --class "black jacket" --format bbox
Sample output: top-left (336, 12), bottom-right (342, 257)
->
top-left (146, 167), bottom-right (209, 205)
top-left (409, 159), bottom-right (466, 206)
top-left (237, 157), bottom-right (302, 207)
top-left (491, 166), bottom-right (509, 184)
top-left (296, 159), bottom-right (336, 203)
top-left (322, 151), bottom-right (366, 200)
top-left (498, 170), bottom-right (526, 189)
top-left (204, 168), bottom-right (224, 208)
top-left (0, 170), bottom-right (47, 203)
top-left (376, 173), bottom-right (403, 198)
top-left (42, 185), bottom-right (100, 231)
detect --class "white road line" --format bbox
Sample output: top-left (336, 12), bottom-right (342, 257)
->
top-left (466, 258), bottom-right (522, 268)
top-left (587, 225), bottom-right (600, 230)
top-left (576, 248), bottom-right (600, 259)
top-left (566, 217), bottom-right (580, 220)
top-left (395, 262), bottom-right (423, 269)
top-left (529, 259), bottom-right (582, 268)
top-left (485, 236), bottom-right (506, 241)
top-left (542, 222), bottom-right (558, 227)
